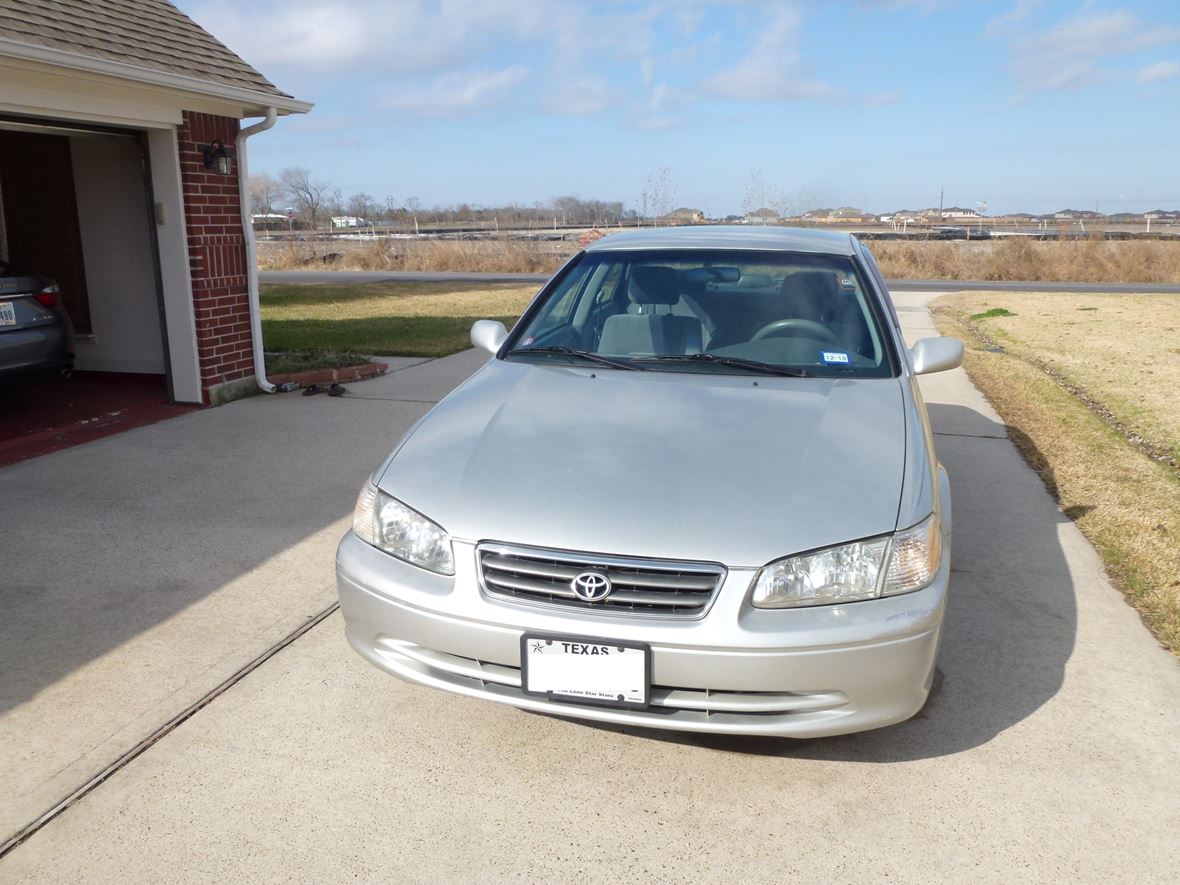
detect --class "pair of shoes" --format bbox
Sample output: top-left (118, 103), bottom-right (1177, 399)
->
top-left (328, 382), bottom-right (347, 397)
top-left (302, 384), bottom-right (324, 396)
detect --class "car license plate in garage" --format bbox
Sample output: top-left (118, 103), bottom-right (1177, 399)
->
top-left (521, 634), bottom-right (650, 707)
top-left (0, 302), bottom-right (15, 326)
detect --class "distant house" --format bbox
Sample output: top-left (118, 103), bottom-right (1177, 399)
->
top-left (832, 207), bottom-right (874, 223)
top-left (661, 207), bottom-right (705, 224)
top-left (744, 208), bottom-right (779, 224)
top-left (252, 212), bottom-right (292, 231)
top-left (803, 207), bottom-right (873, 224)
top-left (331, 215), bottom-right (368, 229)
top-left (1051, 209), bottom-right (1103, 220)
top-left (941, 207), bottom-right (981, 221)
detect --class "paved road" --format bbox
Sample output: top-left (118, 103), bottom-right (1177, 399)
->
top-left (260, 268), bottom-right (1180, 294)
top-left (2, 294), bottom-right (1178, 881)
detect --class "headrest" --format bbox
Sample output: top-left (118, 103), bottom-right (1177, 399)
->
top-left (781, 270), bottom-right (839, 299)
top-left (628, 265), bottom-right (680, 305)
top-left (781, 270), bottom-right (839, 320)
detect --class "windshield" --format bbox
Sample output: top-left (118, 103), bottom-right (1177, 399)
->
top-left (506, 248), bottom-right (895, 378)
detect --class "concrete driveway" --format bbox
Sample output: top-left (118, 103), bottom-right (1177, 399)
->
top-left (2, 295), bottom-right (1178, 882)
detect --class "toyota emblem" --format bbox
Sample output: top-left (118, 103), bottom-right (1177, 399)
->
top-left (571, 570), bottom-right (612, 602)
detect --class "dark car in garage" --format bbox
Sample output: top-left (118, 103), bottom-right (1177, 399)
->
top-left (0, 259), bottom-right (74, 383)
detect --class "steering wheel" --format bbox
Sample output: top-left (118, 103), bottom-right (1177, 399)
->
top-left (750, 318), bottom-right (842, 344)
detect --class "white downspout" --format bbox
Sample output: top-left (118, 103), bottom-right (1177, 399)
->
top-left (237, 106), bottom-right (278, 392)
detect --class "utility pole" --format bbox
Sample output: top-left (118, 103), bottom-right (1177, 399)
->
top-left (938, 187), bottom-right (944, 219)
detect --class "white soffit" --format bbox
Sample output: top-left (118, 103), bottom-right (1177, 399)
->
top-left (0, 38), bottom-right (312, 123)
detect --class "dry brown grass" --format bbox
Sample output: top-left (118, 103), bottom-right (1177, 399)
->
top-left (933, 293), bottom-right (1180, 655)
top-left (257, 237), bottom-right (572, 274)
top-left (257, 235), bottom-right (1180, 283)
top-left (946, 292), bottom-right (1180, 462)
top-left (873, 237), bottom-right (1180, 283)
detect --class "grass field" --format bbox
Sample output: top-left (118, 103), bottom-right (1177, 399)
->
top-left (933, 291), bottom-right (1180, 654)
top-left (258, 235), bottom-right (1180, 284)
top-left (260, 281), bottom-right (537, 359)
top-left (872, 237), bottom-right (1180, 284)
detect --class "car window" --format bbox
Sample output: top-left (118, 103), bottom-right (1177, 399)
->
top-left (525, 261), bottom-right (592, 339)
top-left (508, 248), bottom-right (896, 378)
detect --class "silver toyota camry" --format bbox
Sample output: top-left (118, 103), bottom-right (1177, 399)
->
top-left (337, 226), bottom-right (964, 737)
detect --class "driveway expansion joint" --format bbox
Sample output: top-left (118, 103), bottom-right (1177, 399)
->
top-left (0, 602), bottom-right (341, 860)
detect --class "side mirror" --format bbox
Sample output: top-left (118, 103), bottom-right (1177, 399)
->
top-left (909, 336), bottom-right (964, 375)
top-left (470, 320), bottom-right (508, 355)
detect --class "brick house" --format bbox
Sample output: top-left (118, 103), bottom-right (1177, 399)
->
top-left (0, 0), bottom-right (309, 404)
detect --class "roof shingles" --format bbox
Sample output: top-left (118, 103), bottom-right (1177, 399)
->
top-left (0, 0), bottom-right (291, 99)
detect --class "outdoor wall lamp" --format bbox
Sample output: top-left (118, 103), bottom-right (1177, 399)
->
top-left (201, 139), bottom-right (232, 174)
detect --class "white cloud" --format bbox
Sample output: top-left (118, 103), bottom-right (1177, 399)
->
top-left (541, 78), bottom-right (619, 115)
top-left (1136, 60), bottom-right (1180, 84)
top-left (382, 66), bottom-right (530, 116)
top-left (182, 0), bottom-right (556, 75)
top-left (635, 114), bottom-right (685, 131)
top-left (984, 0), bottom-right (1037, 39)
top-left (702, 7), bottom-right (844, 102)
top-left (630, 81), bottom-right (692, 130)
top-left (863, 90), bottom-right (902, 108)
top-left (855, 0), bottom-right (948, 10)
top-left (670, 7), bottom-right (705, 37)
top-left (1004, 10), bottom-right (1180, 98)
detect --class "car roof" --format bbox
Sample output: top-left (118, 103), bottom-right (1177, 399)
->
top-left (583, 225), bottom-right (857, 256)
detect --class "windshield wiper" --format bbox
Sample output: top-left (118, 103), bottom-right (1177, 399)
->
top-left (639, 353), bottom-right (808, 377)
top-left (507, 346), bottom-right (645, 371)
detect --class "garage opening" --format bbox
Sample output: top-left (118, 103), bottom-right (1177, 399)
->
top-left (0, 117), bottom-right (191, 465)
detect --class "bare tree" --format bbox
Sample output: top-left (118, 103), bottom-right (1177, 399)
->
top-left (249, 172), bottom-right (281, 215)
top-left (743, 168), bottom-right (774, 215)
top-left (279, 167), bottom-right (331, 228)
top-left (644, 167), bottom-right (676, 219)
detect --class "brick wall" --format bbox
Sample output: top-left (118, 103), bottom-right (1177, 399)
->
top-left (177, 111), bottom-right (253, 404)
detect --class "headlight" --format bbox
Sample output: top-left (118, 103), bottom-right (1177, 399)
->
top-left (752, 513), bottom-right (940, 609)
top-left (351, 481), bottom-right (454, 575)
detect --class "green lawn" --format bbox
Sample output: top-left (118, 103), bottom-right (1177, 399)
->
top-left (260, 281), bottom-right (536, 360)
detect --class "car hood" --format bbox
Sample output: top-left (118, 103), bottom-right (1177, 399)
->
top-left (379, 360), bottom-right (907, 567)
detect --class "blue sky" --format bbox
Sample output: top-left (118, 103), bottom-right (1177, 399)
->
top-left (177, 1), bottom-right (1180, 217)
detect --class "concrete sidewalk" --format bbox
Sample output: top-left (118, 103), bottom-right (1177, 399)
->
top-left (0, 349), bottom-right (487, 844)
top-left (3, 300), bottom-right (1179, 882)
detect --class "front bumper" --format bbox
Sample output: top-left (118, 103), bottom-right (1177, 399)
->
top-left (336, 534), bottom-right (949, 738)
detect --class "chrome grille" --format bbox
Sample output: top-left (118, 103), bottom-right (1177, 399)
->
top-left (478, 543), bottom-right (725, 617)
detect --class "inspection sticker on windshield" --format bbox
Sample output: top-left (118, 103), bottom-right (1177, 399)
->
top-left (521, 634), bottom-right (650, 707)
top-left (0, 302), bottom-right (15, 326)
top-left (822, 351), bottom-right (850, 364)
top-left (839, 277), bottom-right (856, 289)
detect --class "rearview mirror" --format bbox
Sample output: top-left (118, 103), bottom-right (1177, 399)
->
top-left (909, 336), bottom-right (964, 375)
top-left (682, 266), bottom-right (741, 284)
top-left (471, 320), bottom-right (508, 355)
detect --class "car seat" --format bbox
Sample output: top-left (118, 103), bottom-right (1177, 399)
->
top-left (598, 266), bottom-right (703, 356)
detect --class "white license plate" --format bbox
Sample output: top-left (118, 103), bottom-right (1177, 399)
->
top-left (521, 634), bottom-right (650, 707)
top-left (0, 302), bottom-right (15, 326)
